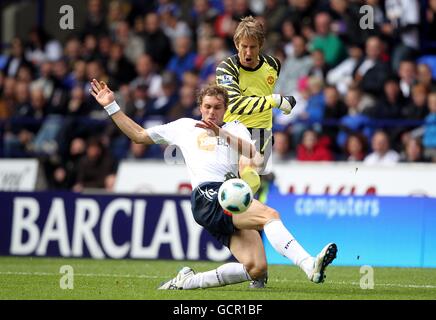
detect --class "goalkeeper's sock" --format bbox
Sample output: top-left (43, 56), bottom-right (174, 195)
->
top-left (263, 219), bottom-right (314, 276)
top-left (240, 166), bottom-right (261, 194)
top-left (182, 263), bottom-right (251, 289)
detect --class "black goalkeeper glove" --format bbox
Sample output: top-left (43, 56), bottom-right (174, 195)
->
top-left (271, 94), bottom-right (296, 115)
top-left (224, 172), bottom-right (238, 181)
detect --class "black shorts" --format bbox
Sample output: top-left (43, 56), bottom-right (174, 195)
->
top-left (191, 182), bottom-right (235, 248)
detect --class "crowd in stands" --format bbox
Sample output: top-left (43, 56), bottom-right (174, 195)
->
top-left (1, 0), bottom-right (436, 191)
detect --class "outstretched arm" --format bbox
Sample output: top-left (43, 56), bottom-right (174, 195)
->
top-left (90, 79), bottom-right (154, 145)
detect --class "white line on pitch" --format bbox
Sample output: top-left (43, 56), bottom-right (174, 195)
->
top-left (1, 271), bottom-right (436, 289)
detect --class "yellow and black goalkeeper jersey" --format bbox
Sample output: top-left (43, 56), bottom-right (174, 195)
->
top-left (216, 54), bottom-right (281, 129)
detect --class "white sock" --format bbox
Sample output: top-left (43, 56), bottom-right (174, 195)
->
top-left (263, 219), bottom-right (314, 275)
top-left (182, 263), bottom-right (251, 289)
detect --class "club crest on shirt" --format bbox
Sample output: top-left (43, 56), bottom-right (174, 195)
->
top-left (267, 75), bottom-right (275, 85)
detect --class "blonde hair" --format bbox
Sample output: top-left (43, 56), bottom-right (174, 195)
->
top-left (233, 16), bottom-right (265, 48)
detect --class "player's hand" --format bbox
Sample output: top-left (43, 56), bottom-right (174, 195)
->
top-left (271, 94), bottom-right (296, 115)
top-left (90, 79), bottom-right (115, 107)
top-left (195, 120), bottom-right (220, 136)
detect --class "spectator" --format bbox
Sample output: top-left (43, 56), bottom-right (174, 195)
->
top-left (422, 91), bottom-right (436, 161)
top-left (401, 83), bottom-right (429, 121)
top-left (353, 36), bottom-right (390, 97)
top-left (400, 137), bottom-right (430, 163)
top-left (309, 12), bottom-right (346, 68)
top-left (106, 42), bottom-right (136, 90)
top-left (2, 38), bottom-right (32, 78)
top-left (297, 129), bottom-right (333, 161)
top-left (308, 49), bottom-right (329, 81)
top-left (417, 63), bottom-right (436, 92)
top-left (45, 137), bottom-right (86, 189)
top-left (73, 137), bottom-right (115, 192)
top-left (272, 131), bottom-right (293, 162)
top-left (130, 54), bottom-right (163, 99)
top-left (327, 42), bottom-right (364, 96)
top-left (25, 27), bottom-right (62, 65)
top-left (336, 86), bottom-right (373, 149)
top-left (275, 35), bottom-right (313, 96)
top-left (31, 61), bottom-right (54, 100)
top-left (397, 60), bottom-right (417, 100)
top-left (322, 85), bottom-right (347, 153)
top-left (167, 85), bottom-right (197, 121)
top-left (367, 77), bottom-right (405, 120)
top-left (143, 12), bottom-right (173, 70)
top-left (166, 35), bottom-right (197, 82)
top-left (364, 130), bottom-right (400, 165)
top-left (146, 71), bottom-right (179, 116)
top-left (159, 3), bottom-right (192, 49)
top-left (382, 0), bottom-right (420, 70)
top-left (342, 133), bottom-right (368, 162)
top-left (424, 0), bottom-right (436, 48)
top-left (83, 0), bottom-right (108, 37)
top-left (114, 20), bottom-right (145, 65)
top-left (329, 0), bottom-right (364, 46)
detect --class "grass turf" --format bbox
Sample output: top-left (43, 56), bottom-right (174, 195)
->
top-left (1, 256), bottom-right (435, 300)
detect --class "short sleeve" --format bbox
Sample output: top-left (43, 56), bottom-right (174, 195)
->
top-left (146, 118), bottom-right (191, 145)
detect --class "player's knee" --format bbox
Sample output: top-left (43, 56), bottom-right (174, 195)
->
top-left (245, 261), bottom-right (268, 280)
top-left (264, 207), bottom-right (280, 220)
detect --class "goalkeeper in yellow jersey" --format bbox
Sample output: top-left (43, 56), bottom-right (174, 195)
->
top-left (216, 17), bottom-right (295, 192)
top-left (216, 16), bottom-right (296, 289)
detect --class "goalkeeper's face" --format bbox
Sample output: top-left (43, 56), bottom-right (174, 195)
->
top-left (199, 95), bottom-right (227, 126)
top-left (236, 37), bottom-right (261, 69)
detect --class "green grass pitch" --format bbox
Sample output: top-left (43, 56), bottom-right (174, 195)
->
top-left (1, 256), bottom-right (435, 300)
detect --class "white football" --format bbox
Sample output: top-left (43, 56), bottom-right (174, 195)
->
top-left (218, 178), bottom-right (253, 214)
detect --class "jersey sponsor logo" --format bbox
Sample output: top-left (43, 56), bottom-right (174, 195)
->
top-left (267, 75), bottom-right (275, 85)
top-left (219, 74), bottom-right (233, 85)
top-left (197, 132), bottom-right (217, 151)
top-left (198, 187), bottom-right (218, 201)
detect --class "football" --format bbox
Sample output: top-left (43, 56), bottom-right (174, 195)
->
top-left (218, 178), bottom-right (253, 214)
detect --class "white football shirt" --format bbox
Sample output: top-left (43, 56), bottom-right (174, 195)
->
top-left (147, 118), bottom-right (254, 189)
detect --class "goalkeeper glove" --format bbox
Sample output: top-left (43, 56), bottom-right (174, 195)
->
top-left (224, 172), bottom-right (238, 181)
top-left (271, 94), bottom-right (296, 115)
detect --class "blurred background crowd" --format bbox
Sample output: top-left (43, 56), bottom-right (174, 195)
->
top-left (1, 0), bottom-right (436, 191)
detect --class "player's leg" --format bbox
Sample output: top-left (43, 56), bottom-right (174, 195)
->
top-left (229, 229), bottom-right (267, 281)
top-left (232, 199), bottom-right (337, 283)
top-left (158, 229), bottom-right (267, 290)
top-left (177, 229), bottom-right (266, 290)
top-left (230, 228), bottom-right (269, 289)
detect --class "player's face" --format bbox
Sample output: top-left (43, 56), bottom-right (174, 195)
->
top-left (236, 37), bottom-right (261, 69)
top-left (199, 95), bottom-right (227, 125)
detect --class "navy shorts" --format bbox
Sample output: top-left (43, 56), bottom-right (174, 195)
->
top-left (191, 182), bottom-right (235, 248)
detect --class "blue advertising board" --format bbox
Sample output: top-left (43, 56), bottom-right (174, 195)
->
top-left (0, 192), bottom-right (232, 261)
top-left (264, 193), bottom-right (436, 268)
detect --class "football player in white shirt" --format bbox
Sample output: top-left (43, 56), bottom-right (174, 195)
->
top-left (90, 79), bottom-right (337, 290)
